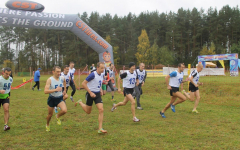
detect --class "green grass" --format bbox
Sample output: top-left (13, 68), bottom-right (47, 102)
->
top-left (0, 75), bottom-right (240, 149)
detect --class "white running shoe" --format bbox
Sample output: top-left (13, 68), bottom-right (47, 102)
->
top-left (4, 125), bottom-right (10, 131)
top-left (70, 96), bottom-right (74, 102)
top-left (137, 107), bottom-right (143, 110)
top-left (111, 104), bottom-right (116, 112)
top-left (133, 117), bottom-right (140, 122)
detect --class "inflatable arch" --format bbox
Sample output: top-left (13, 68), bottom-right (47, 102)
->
top-left (0, 0), bottom-right (114, 66)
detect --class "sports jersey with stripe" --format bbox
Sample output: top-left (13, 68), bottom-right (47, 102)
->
top-left (61, 72), bottom-right (70, 87)
top-left (189, 70), bottom-right (199, 85)
top-left (68, 68), bottom-right (75, 80)
top-left (121, 71), bottom-right (138, 88)
top-left (49, 76), bottom-right (64, 97)
top-left (136, 69), bottom-right (146, 83)
top-left (86, 71), bottom-right (104, 93)
top-left (169, 70), bottom-right (184, 88)
top-left (0, 76), bottom-right (13, 99)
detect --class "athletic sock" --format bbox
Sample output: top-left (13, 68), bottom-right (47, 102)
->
top-left (112, 96), bottom-right (114, 99)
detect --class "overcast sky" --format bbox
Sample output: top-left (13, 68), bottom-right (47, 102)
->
top-left (0, 0), bottom-right (239, 17)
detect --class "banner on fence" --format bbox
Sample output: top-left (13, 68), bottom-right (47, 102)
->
top-left (163, 67), bottom-right (225, 76)
top-left (119, 69), bottom-right (165, 77)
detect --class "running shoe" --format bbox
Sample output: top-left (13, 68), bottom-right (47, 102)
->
top-left (137, 107), bottom-right (143, 110)
top-left (98, 128), bottom-right (107, 134)
top-left (171, 104), bottom-right (176, 113)
top-left (46, 125), bottom-right (50, 132)
top-left (56, 115), bottom-right (61, 125)
top-left (70, 96), bottom-right (74, 102)
top-left (111, 104), bottom-right (116, 112)
top-left (160, 111), bottom-right (166, 118)
top-left (133, 117), bottom-right (140, 122)
top-left (192, 110), bottom-right (199, 113)
top-left (4, 125), bottom-right (10, 131)
top-left (75, 99), bottom-right (82, 107)
top-left (111, 99), bottom-right (116, 102)
top-left (54, 107), bottom-right (58, 113)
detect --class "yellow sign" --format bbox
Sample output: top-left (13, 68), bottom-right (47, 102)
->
top-left (23, 78), bottom-right (26, 82)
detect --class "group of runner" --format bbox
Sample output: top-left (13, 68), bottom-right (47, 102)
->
top-left (0, 62), bottom-right (203, 133)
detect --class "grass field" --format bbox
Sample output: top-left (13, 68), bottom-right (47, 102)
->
top-left (0, 74), bottom-right (240, 149)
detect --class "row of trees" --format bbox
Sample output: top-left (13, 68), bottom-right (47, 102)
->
top-left (1, 5), bottom-right (240, 71)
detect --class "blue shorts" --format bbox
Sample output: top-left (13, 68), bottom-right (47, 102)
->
top-left (47, 95), bottom-right (63, 107)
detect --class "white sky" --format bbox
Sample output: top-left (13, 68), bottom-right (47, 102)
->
top-left (0, 0), bottom-right (239, 17)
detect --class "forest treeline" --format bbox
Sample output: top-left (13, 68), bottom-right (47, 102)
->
top-left (1, 5), bottom-right (240, 71)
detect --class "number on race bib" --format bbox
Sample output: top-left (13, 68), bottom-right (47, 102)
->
top-left (66, 79), bottom-right (69, 84)
top-left (196, 77), bottom-right (199, 82)
top-left (178, 78), bottom-right (183, 84)
top-left (98, 80), bottom-right (102, 88)
top-left (55, 84), bottom-right (62, 93)
top-left (129, 78), bottom-right (135, 84)
top-left (3, 83), bottom-right (11, 90)
top-left (138, 75), bottom-right (144, 81)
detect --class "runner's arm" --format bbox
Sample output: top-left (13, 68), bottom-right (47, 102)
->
top-left (82, 80), bottom-right (92, 94)
top-left (0, 80), bottom-right (5, 94)
top-left (63, 78), bottom-right (66, 93)
top-left (117, 76), bottom-right (122, 90)
top-left (143, 71), bottom-right (147, 83)
top-left (189, 76), bottom-right (198, 87)
top-left (118, 72), bottom-right (127, 90)
top-left (165, 75), bottom-right (170, 88)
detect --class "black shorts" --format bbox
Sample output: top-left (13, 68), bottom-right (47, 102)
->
top-left (0, 98), bottom-right (9, 107)
top-left (170, 87), bottom-right (179, 96)
top-left (62, 86), bottom-right (69, 93)
top-left (85, 92), bottom-right (102, 106)
top-left (47, 95), bottom-right (63, 107)
top-left (189, 84), bottom-right (199, 92)
top-left (124, 88), bottom-right (134, 97)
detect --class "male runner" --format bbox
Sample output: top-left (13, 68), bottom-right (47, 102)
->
top-left (107, 63), bottom-right (116, 101)
top-left (111, 62), bottom-right (140, 122)
top-left (188, 64), bottom-right (203, 113)
top-left (44, 66), bottom-right (67, 131)
top-left (75, 62), bottom-right (107, 134)
top-left (0, 67), bottom-right (13, 131)
top-left (160, 63), bottom-right (188, 118)
top-left (68, 62), bottom-right (77, 102)
top-left (133, 63), bottom-right (147, 110)
top-left (54, 65), bottom-right (70, 113)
